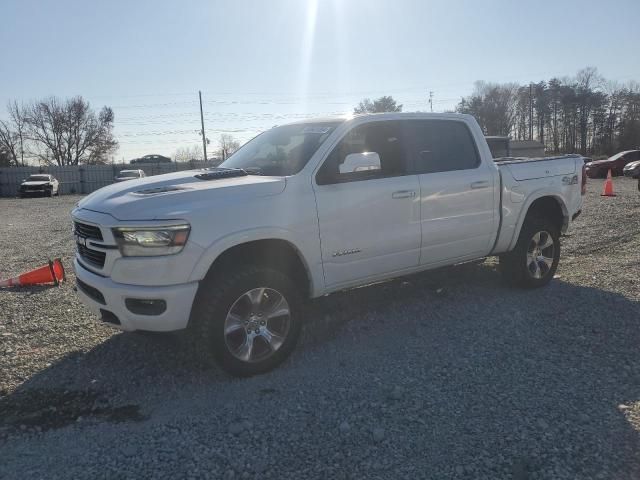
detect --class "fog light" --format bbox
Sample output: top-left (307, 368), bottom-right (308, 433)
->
top-left (125, 298), bottom-right (167, 316)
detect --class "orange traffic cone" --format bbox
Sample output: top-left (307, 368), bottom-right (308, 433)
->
top-left (0, 258), bottom-right (66, 287)
top-left (601, 169), bottom-right (616, 197)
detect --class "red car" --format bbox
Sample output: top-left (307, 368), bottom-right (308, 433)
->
top-left (585, 150), bottom-right (640, 178)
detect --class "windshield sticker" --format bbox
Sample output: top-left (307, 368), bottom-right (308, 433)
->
top-left (302, 126), bottom-right (333, 134)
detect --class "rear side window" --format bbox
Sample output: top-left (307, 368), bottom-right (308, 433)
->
top-left (406, 120), bottom-right (480, 174)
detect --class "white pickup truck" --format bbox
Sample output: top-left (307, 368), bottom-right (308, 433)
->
top-left (71, 113), bottom-right (585, 376)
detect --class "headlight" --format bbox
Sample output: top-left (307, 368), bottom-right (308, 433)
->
top-left (112, 225), bottom-right (190, 257)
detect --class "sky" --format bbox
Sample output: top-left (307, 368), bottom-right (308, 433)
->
top-left (1, 0), bottom-right (639, 162)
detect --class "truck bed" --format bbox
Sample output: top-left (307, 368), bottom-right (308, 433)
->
top-left (495, 154), bottom-right (582, 181)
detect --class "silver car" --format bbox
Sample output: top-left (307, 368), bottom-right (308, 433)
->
top-left (114, 169), bottom-right (146, 182)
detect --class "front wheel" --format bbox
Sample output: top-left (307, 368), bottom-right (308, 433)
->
top-left (500, 216), bottom-right (560, 288)
top-left (190, 265), bottom-right (302, 377)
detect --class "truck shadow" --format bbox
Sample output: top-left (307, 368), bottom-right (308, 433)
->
top-left (2, 259), bottom-right (639, 476)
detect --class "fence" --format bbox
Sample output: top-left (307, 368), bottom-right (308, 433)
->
top-left (0, 161), bottom-right (220, 197)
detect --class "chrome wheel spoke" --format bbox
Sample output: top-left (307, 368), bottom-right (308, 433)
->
top-left (265, 295), bottom-right (290, 320)
top-left (541, 255), bottom-right (554, 268)
top-left (528, 257), bottom-right (541, 278)
top-left (539, 233), bottom-right (554, 250)
top-left (235, 335), bottom-right (255, 362)
top-left (245, 288), bottom-right (266, 309)
top-left (530, 232), bottom-right (541, 248)
top-left (224, 313), bottom-right (245, 335)
top-left (261, 328), bottom-right (285, 351)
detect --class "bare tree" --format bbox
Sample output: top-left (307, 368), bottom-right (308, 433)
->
top-left (456, 82), bottom-right (518, 136)
top-left (0, 101), bottom-right (28, 166)
top-left (0, 148), bottom-right (11, 167)
top-left (24, 96), bottom-right (117, 165)
top-left (173, 145), bottom-right (202, 162)
top-left (354, 96), bottom-right (403, 114)
top-left (218, 134), bottom-right (241, 161)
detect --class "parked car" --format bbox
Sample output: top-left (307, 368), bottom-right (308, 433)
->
top-left (622, 160), bottom-right (640, 179)
top-left (72, 113), bottom-right (585, 377)
top-left (19, 174), bottom-right (59, 198)
top-left (114, 169), bottom-right (146, 182)
top-left (130, 154), bottom-right (171, 165)
top-left (585, 150), bottom-right (640, 178)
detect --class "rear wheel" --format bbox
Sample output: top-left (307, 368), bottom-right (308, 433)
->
top-left (190, 265), bottom-right (302, 376)
top-left (500, 216), bottom-right (560, 288)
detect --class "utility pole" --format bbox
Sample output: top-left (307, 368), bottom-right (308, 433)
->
top-left (429, 91), bottom-right (434, 112)
top-left (199, 90), bottom-right (208, 161)
top-left (529, 83), bottom-right (533, 140)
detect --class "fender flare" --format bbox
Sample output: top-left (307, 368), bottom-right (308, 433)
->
top-left (188, 227), bottom-right (321, 295)
top-left (508, 190), bottom-right (569, 251)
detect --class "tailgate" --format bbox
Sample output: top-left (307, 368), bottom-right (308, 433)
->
top-left (497, 156), bottom-right (578, 181)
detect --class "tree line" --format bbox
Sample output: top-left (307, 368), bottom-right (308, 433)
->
top-left (172, 134), bottom-right (241, 163)
top-left (0, 97), bottom-right (117, 167)
top-left (456, 67), bottom-right (640, 156)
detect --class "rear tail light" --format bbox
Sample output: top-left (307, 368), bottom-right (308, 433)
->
top-left (581, 164), bottom-right (587, 195)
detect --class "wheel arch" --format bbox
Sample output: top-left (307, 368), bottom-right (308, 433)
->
top-left (509, 194), bottom-right (568, 251)
top-left (191, 234), bottom-right (315, 300)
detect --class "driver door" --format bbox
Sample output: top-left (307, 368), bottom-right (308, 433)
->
top-left (312, 121), bottom-right (421, 289)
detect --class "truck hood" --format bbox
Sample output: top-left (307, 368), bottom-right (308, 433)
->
top-left (77, 169), bottom-right (286, 221)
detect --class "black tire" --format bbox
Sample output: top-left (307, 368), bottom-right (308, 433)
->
top-left (189, 265), bottom-right (302, 377)
top-left (500, 215), bottom-right (560, 288)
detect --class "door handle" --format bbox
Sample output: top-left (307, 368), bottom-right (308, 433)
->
top-left (391, 190), bottom-right (417, 199)
top-left (470, 181), bottom-right (490, 189)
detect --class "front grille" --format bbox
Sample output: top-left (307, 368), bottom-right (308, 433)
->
top-left (78, 244), bottom-right (106, 268)
top-left (76, 278), bottom-right (106, 305)
top-left (74, 221), bottom-right (103, 241)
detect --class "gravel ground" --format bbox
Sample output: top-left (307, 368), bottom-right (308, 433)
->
top-left (1, 178), bottom-right (639, 479)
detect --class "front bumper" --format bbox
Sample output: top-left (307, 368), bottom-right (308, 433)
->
top-left (74, 259), bottom-right (199, 332)
top-left (20, 189), bottom-right (49, 196)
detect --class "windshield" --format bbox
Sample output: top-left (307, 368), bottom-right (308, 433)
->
top-left (219, 122), bottom-right (341, 176)
top-left (27, 175), bottom-right (50, 181)
top-left (118, 171), bottom-right (140, 177)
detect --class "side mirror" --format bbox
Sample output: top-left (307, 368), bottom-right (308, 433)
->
top-left (339, 152), bottom-right (381, 174)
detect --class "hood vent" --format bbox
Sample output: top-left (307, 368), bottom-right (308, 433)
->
top-left (134, 186), bottom-right (186, 195)
top-left (194, 168), bottom-right (248, 181)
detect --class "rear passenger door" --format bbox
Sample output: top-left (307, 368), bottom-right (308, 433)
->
top-left (405, 119), bottom-right (498, 265)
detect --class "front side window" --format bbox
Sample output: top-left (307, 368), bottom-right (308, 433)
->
top-left (406, 120), bottom-right (480, 174)
top-left (316, 121), bottom-right (407, 184)
top-left (220, 122), bottom-right (340, 176)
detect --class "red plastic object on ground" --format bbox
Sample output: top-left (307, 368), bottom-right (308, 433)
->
top-left (601, 169), bottom-right (616, 197)
top-left (0, 258), bottom-right (66, 287)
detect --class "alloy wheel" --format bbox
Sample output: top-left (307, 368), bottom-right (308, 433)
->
top-left (526, 230), bottom-right (555, 279)
top-left (223, 287), bottom-right (291, 363)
